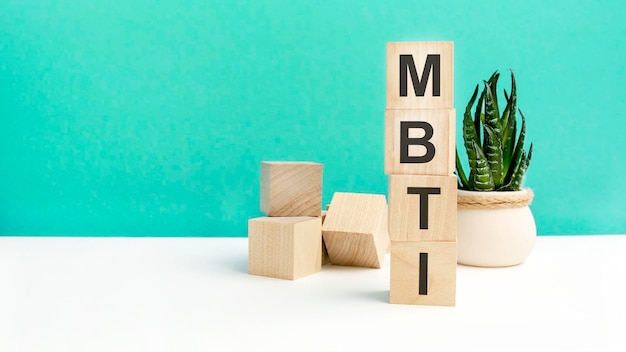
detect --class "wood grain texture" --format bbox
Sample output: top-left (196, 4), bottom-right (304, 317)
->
top-left (384, 108), bottom-right (455, 175)
top-left (260, 162), bottom-right (322, 217)
top-left (386, 42), bottom-right (453, 109)
top-left (248, 216), bottom-right (322, 280)
top-left (390, 240), bottom-right (456, 306)
top-left (388, 175), bottom-right (457, 242)
top-left (322, 192), bottom-right (389, 268)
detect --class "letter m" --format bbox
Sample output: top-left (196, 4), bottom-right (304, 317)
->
top-left (399, 54), bottom-right (440, 97)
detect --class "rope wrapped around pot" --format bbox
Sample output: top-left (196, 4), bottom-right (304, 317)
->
top-left (457, 188), bottom-right (534, 209)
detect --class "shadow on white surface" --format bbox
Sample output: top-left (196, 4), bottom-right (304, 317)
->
top-left (224, 255), bottom-right (248, 274)
top-left (356, 289), bottom-right (389, 303)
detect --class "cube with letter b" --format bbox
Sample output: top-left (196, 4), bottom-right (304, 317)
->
top-left (385, 108), bottom-right (456, 175)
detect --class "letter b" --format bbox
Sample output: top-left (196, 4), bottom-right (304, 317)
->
top-left (400, 121), bottom-right (435, 164)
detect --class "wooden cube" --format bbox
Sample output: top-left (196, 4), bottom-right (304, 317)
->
top-left (386, 42), bottom-right (453, 109)
top-left (260, 161), bottom-right (322, 217)
top-left (390, 241), bottom-right (456, 306)
top-left (248, 216), bottom-right (322, 280)
top-left (388, 175), bottom-right (457, 242)
top-left (384, 108), bottom-right (456, 175)
top-left (322, 192), bottom-right (389, 269)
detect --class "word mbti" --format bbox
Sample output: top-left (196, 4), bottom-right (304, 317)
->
top-left (386, 41), bottom-right (457, 307)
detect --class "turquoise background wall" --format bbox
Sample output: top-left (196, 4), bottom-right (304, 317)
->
top-left (1, 1), bottom-right (624, 236)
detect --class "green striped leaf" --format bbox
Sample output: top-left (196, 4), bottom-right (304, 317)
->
top-left (508, 69), bottom-right (517, 127)
top-left (504, 109), bottom-right (527, 183)
top-left (483, 80), bottom-right (502, 139)
top-left (502, 71), bottom-right (518, 175)
top-left (486, 71), bottom-right (501, 131)
top-left (474, 88), bottom-right (485, 145)
top-left (483, 125), bottom-right (504, 187)
top-left (501, 88), bottom-right (511, 131)
top-left (502, 113), bottom-right (517, 176)
top-left (469, 140), bottom-right (495, 191)
top-left (462, 86), bottom-right (480, 189)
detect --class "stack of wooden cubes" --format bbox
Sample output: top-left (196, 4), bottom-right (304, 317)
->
top-left (248, 161), bottom-right (390, 279)
top-left (248, 162), bottom-right (324, 280)
top-left (385, 42), bottom-right (457, 306)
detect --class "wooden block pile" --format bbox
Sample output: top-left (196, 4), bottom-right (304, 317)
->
top-left (385, 42), bottom-right (457, 306)
top-left (249, 162), bottom-right (323, 280)
top-left (249, 162), bottom-right (389, 280)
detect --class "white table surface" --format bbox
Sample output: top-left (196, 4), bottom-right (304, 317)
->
top-left (1, 235), bottom-right (625, 352)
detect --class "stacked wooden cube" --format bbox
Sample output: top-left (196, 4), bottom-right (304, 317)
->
top-left (248, 162), bottom-right (324, 280)
top-left (385, 42), bottom-right (457, 306)
top-left (248, 161), bottom-right (390, 279)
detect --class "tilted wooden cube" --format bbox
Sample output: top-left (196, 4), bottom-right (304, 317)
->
top-left (322, 192), bottom-right (389, 269)
top-left (248, 216), bottom-right (322, 280)
top-left (260, 161), bottom-right (322, 217)
top-left (390, 240), bottom-right (456, 306)
top-left (386, 41), bottom-right (454, 109)
top-left (388, 174), bottom-right (457, 242)
top-left (384, 108), bottom-right (456, 175)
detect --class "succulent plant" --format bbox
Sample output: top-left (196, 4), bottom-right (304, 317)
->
top-left (456, 70), bottom-right (533, 191)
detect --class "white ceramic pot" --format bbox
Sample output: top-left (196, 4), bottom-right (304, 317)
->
top-left (457, 189), bottom-right (536, 267)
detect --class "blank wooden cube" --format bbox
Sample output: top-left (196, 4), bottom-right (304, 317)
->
top-left (388, 175), bottom-right (457, 242)
top-left (260, 162), bottom-right (322, 217)
top-left (322, 192), bottom-right (389, 269)
top-left (390, 241), bottom-right (456, 306)
top-left (248, 216), bottom-right (322, 280)
top-left (384, 108), bottom-right (456, 175)
top-left (386, 42), bottom-right (453, 109)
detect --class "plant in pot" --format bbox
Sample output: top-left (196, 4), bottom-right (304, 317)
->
top-left (455, 69), bottom-right (535, 267)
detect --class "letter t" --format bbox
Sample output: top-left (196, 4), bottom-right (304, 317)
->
top-left (406, 187), bottom-right (441, 229)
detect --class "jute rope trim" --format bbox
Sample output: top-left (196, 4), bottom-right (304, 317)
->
top-left (457, 188), bottom-right (534, 209)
